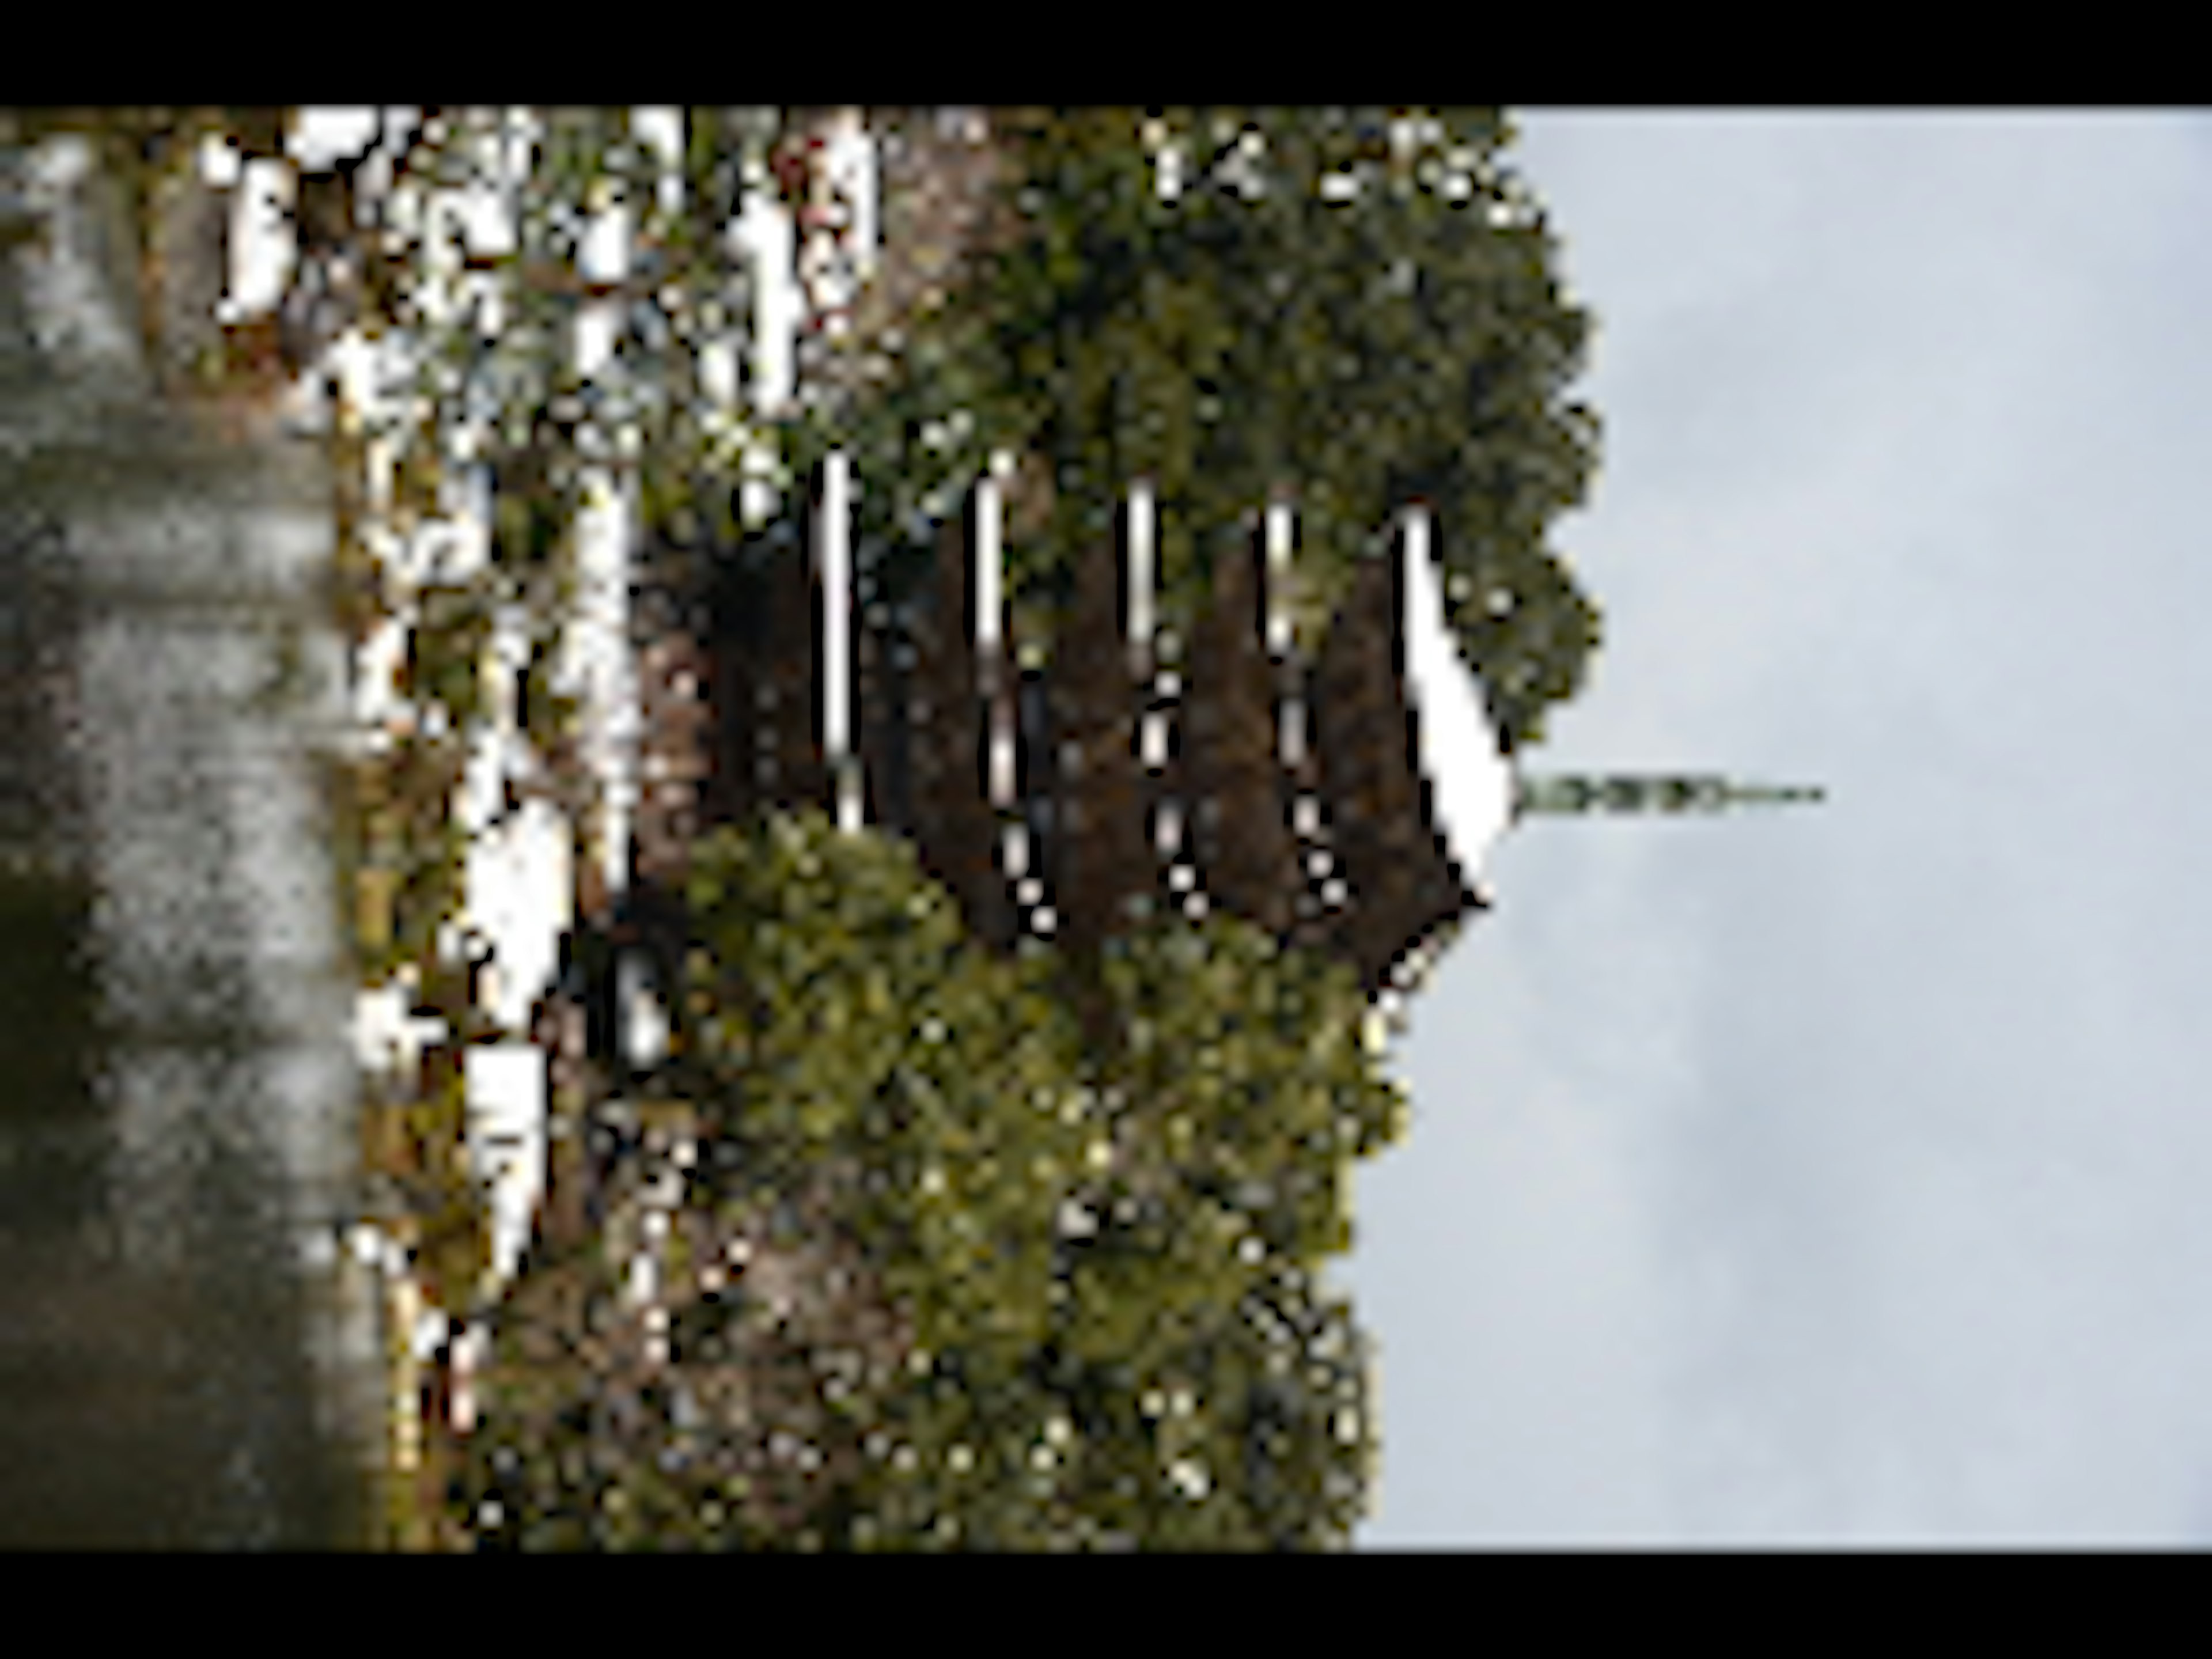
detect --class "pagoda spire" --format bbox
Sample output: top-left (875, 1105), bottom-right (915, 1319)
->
top-left (1510, 772), bottom-right (1826, 820)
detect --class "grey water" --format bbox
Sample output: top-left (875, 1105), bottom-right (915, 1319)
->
top-left (0, 133), bottom-right (381, 1547)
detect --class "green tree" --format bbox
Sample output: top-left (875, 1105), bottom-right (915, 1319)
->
top-left (19, 109), bottom-right (1581, 1547)
top-left (18, 107), bottom-right (1603, 753)
top-left (461, 809), bottom-right (1402, 1548)
top-left (785, 106), bottom-right (1604, 751)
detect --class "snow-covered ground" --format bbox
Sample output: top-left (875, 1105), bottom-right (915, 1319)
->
top-left (267, 105), bottom-right (1498, 1452)
top-left (256, 107), bottom-right (882, 1425)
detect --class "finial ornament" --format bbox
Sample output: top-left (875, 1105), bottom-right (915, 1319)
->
top-left (1511, 774), bottom-right (1825, 819)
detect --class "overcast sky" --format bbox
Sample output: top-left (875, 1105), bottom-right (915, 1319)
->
top-left (1333, 110), bottom-right (2212, 1546)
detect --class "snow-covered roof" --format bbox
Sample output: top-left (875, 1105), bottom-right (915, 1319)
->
top-left (1399, 506), bottom-right (1513, 903)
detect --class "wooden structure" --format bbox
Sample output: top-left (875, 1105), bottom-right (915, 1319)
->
top-left (585, 476), bottom-right (1493, 1096)
top-left (562, 100), bottom-right (1495, 1115)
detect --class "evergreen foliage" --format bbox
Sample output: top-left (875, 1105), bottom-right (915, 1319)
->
top-left (782, 105), bottom-right (1604, 749)
top-left (466, 809), bottom-right (1397, 1548)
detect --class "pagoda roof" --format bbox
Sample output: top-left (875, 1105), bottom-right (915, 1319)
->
top-left (1399, 506), bottom-right (1514, 907)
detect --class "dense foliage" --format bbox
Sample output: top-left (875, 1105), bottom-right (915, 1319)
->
top-left (464, 809), bottom-right (1396, 1548)
top-left (10, 108), bottom-right (1597, 1546)
top-left (782, 105), bottom-right (1604, 750)
top-left (15, 105), bottom-right (1605, 752)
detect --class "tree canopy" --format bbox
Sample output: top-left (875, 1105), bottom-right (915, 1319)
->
top-left (11, 105), bottom-right (1607, 752)
top-left (782, 105), bottom-right (1605, 751)
top-left (464, 808), bottom-right (1397, 1548)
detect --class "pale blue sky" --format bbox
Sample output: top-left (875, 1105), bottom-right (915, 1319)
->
top-left (1338, 109), bottom-right (2212, 1546)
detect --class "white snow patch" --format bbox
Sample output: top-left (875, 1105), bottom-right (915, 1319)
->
top-left (1402, 506), bottom-right (1515, 893)
top-left (464, 1041), bottom-right (548, 1291)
